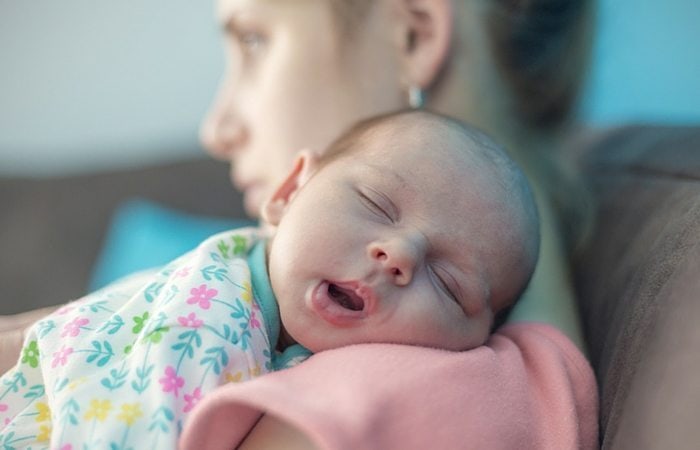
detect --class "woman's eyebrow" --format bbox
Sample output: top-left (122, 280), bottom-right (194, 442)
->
top-left (221, 17), bottom-right (238, 34)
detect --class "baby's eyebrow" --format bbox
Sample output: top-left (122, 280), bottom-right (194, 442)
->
top-left (363, 163), bottom-right (408, 190)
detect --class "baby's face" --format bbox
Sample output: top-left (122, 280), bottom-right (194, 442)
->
top-left (266, 126), bottom-right (504, 352)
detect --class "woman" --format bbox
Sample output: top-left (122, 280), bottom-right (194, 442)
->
top-left (1, 0), bottom-right (596, 448)
top-left (193, 1), bottom-right (595, 447)
top-left (200, 0), bottom-right (589, 345)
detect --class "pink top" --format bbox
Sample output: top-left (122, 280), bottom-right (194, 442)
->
top-left (179, 322), bottom-right (598, 450)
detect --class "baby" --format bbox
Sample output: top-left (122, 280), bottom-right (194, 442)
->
top-left (0, 110), bottom-right (539, 449)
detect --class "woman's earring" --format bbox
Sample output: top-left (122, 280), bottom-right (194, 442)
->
top-left (408, 86), bottom-right (425, 109)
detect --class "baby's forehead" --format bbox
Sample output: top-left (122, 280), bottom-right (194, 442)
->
top-left (360, 118), bottom-right (487, 177)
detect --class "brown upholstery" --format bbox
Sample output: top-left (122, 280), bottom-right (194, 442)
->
top-left (572, 125), bottom-right (700, 449)
top-left (0, 158), bottom-right (246, 313)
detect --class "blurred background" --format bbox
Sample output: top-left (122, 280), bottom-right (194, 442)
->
top-left (1, 0), bottom-right (699, 312)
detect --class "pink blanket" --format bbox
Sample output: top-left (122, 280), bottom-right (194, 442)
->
top-left (180, 323), bottom-right (598, 449)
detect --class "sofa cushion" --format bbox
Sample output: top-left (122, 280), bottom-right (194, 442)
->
top-left (572, 125), bottom-right (700, 449)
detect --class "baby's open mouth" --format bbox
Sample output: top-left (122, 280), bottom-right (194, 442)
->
top-left (328, 283), bottom-right (365, 311)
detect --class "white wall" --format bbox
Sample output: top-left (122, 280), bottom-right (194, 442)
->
top-left (0, 0), bottom-right (223, 176)
top-left (1, 0), bottom-right (699, 176)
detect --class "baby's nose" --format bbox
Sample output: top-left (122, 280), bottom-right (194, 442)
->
top-left (368, 238), bottom-right (422, 286)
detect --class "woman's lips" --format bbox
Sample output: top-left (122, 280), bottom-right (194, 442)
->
top-left (309, 281), bottom-right (374, 326)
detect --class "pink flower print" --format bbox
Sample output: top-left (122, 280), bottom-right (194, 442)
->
top-left (183, 387), bottom-right (202, 413)
top-left (0, 404), bottom-right (7, 412)
top-left (61, 316), bottom-right (89, 337)
top-left (159, 365), bottom-right (185, 397)
top-left (177, 312), bottom-right (203, 329)
top-left (60, 445), bottom-right (72, 450)
top-left (175, 267), bottom-right (191, 278)
top-left (249, 310), bottom-right (261, 329)
top-left (187, 284), bottom-right (217, 310)
top-left (52, 346), bottom-right (74, 368)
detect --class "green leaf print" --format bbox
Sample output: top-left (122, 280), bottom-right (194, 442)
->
top-left (173, 329), bottom-right (203, 370)
top-left (200, 347), bottom-right (229, 375)
top-left (144, 281), bottom-right (164, 303)
top-left (0, 430), bottom-right (34, 449)
top-left (201, 265), bottom-right (228, 282)
top-left (217, 240), bottom-right (231, 259)
top-left (132, 364), bottom-right (153, 394)
top-left (132, 312), bottom-right (150, 334)
top-left (85, 340), bottom-right (115, 367)
top-left (84, 299), bottom-right (114, 314)
top-left (61, 398), bottom-right (80, 426)
top-left (97, 314), bottom-right (125, 335)
top-left (102, 364), bottom-right (129, 391)
top-left (23, 384), bottom-right (45, 400)
top-left (1, 372), bottom-right (27, 397)
top-left (232, 235), bottom-right (247, 255)
top-left (148, 406), bottom-right (174, 433)
top-left (144, 326), bottom-right (170, 344)
top-left (37, 319), bottom-right (55, 338)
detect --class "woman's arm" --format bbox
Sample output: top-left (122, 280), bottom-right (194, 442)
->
top-left (507, 188), bottom-right (586, 351)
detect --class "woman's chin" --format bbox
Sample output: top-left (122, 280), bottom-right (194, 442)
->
top-left (243, 188), bottom-right (266, 218)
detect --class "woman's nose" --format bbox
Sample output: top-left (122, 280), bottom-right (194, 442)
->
top-left (200, 91), bottom-right (247, 161)
top-left (368, 237), bottom-right (422, 286)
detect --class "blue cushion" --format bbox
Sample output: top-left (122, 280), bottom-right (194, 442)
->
top-left (89, 199), bottom-right (252, 290)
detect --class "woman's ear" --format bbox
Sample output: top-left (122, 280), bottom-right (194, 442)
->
top-left (261, 150), bottom-right (319, 226)
top-left (391, 0), bottom-right (453, 91)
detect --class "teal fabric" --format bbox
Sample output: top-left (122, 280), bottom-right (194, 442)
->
top-left (247, 239), bottom-right (311, 369)
top-left (89, 199), bottom-right (252, 290)
top-left (247, 240), bottom-right (280, 350)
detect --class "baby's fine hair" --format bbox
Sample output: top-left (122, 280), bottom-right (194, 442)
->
top-left (321, 110), bottom-right (541, 329)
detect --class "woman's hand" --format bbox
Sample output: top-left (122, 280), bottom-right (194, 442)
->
top-left (0, 305), bottom-right (59, 375)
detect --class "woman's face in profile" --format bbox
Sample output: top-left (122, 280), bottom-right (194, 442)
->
top-left (200, 0), bottom-right (406, 217)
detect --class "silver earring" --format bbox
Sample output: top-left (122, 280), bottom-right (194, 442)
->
top-left (408, 86), bottom-right (425, 109)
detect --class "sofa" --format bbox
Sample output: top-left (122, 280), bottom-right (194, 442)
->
top-left (571, 125), bottom-right (700, 448)
top-left (1, 125), bottom-right (699, 448)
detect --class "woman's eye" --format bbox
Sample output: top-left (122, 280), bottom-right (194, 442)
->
top-left (223, 20), bottom-right (266, 56)
top-left (239, 31), bottom-right (265, 53)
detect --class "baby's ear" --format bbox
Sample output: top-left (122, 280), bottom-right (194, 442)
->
top-left (261, 149), bottom-right (320, 226)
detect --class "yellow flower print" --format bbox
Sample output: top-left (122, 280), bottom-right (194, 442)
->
top-left (225, 372), bottom-right (243, 383)
top-left (249, 364), bottom-right (261, 378)
top-left (35, 402), bottom-right (50, 422)
top-left (85, 399), bottom-right (112, 422)
top-left (68, 377), bottom-right (87, 391)
top-left (36, 424), bottom-right (51, 442)
top-left (117, 403), bottom-right (142, 426)
top-left (241, 281), bottom-right (253, 304)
